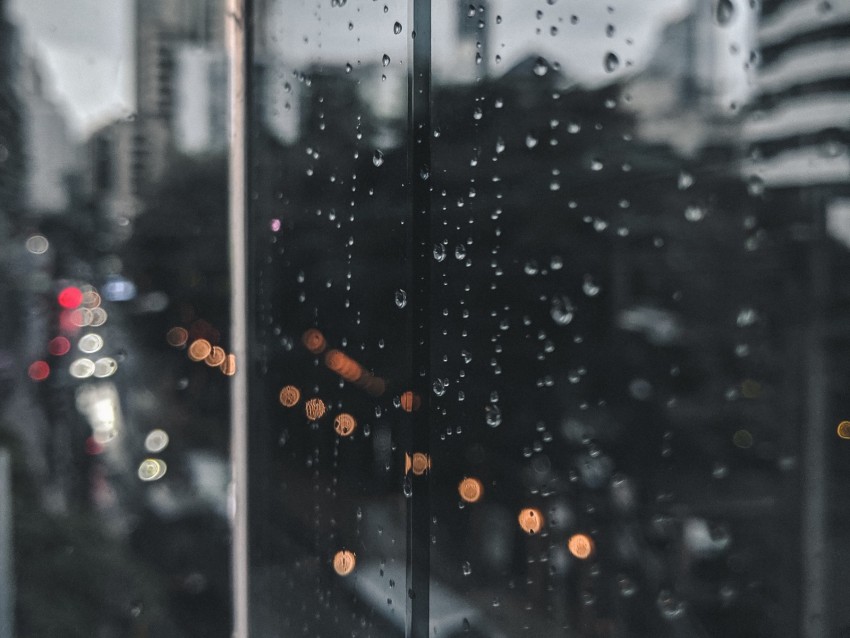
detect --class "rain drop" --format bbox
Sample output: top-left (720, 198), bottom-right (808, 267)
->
top-left (550, 295), bottom-right (574, 325)
top-left (373, 150), bottom-right (384, 167)
top-left (533, 57), bottom-right (549, 76)
top-left (455, 244), bottom-right (467, 260)
top-left (604, 52), bottom-right (620, 72)
top-left (485, 404), bottom-right (502, 428)
top-left (395, 289), bottom-right (407, 308)
top-left (525, 134), bottom-right (538, 149)
top-left (462, 561), bottom-right (472, 576)
top-left (716, 0), bottom-right (735, 25)
top-left (382, 54), bottom-right (391, 67)
top-left (433, 243), bottom-right (446, 262)
top-left (393, 21), bottom-right (402, 34)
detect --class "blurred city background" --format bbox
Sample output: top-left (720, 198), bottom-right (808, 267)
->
top-left (1, 0), bottom-right (849, 637)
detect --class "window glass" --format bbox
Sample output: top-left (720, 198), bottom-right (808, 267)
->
top-left (248, 0), bottom-right (850, 637)
top-left (1, 0), bottom-right (231, 635)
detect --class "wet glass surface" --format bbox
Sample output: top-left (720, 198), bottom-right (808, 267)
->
top-left (2, 0), bottom-right (850, 636)
top-left (1, 0), bottom-right (231, 636)
top-left (247, 0), bottom-right (850, 636)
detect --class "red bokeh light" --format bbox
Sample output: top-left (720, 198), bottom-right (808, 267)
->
top-left (57, 286), bottom-right (83, 309)
top-left (48, 336), bottom-right (71, 356)
top-left (85, 437), bottom-right (104, 455)
top-left (28, 360), bottom-right (50, 381)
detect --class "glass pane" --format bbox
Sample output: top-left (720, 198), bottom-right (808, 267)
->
top-left (426, 0), bottom-right (848, 636)
top-left (248, 0), bottom-right (410, 635)
top-left (1, 0), bottom-right (231, 635)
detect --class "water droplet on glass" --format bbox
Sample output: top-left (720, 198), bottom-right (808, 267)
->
top-left (678, 171), bottom-right (694, 190)
top-left (582, 275), bottom-right (600, 297)
top-left (716, 0), bottom-right (735, 25)
top-left (382, 53), bottom-right (391, 67)
top-left (373, 150), bottom-right (384, 167)
top-left (345, 62), bottom-right (353, 73)
top-left (550, 26), bottom-right (558, 36)
top-left (462, 561), bottom-right (472, 576)
top-left (473, 107), bottom-right (483, 121)
top-left (550, 255), bottom-right (563, 270)
top-left (461, 350), bottom-right (472, 364)
top-left (618, 575), bottom-right (637, 597)
top-left (684, 205), bottom-right (705, 222)
top-left (606, 23), bottom-right (615, 37)
top-left (525, 134), bottom-right (538, 149)
top-left (550, 295), bottom-right (574, 325)
top-left (433, 243), bottom-right (446, 262)
top-left (433, 378), bottom-right (447, 397)
top-left (657, 590), bottom-right (686, 620)
top-left (604, 52), bottom-right (620, 72)
top-left (403, 475), bottom-right (413, 498)
top-left (747, 175), bottom-right (764, 196)
top-left (485, 404), bottom-right (502, 428)
top-left (495, 137), bottom-right (505, 154)
top-left (455, 244), bottom-right (467, 260)
top-left (533, 57), bottom-right (549, 76)
top-left (524, 260), bottom-right (539, 275)
top-left (395, 289), bottom-right (407, 308)
top-left (393, 21), bottom-right (402, 34)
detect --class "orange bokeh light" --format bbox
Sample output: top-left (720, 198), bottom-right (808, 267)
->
top-left (302, 329), bottom-right (327, 354)
top-left (279, 385), bottom-right (301, 408)
top-left (458, 477), bottom-right (484, 503)
top-left (205, 346), bottom-right (226, 367)
top-left (325, 349), bottom-right (363, 382)
top-left (567, 533), bottom-right (595, 560)
top-left (400, 391), bottom-right (421, 412)
top-left (518, 508), bottom-right (544, 535)
top-left (838, 421), bottom-right (850, 440)
top-left (188, 339), bottom-right (212, 362)
top-left (305, 398), bottom-right (327, 421)
top-left (166, 327), bottom-right (189, 348)
top-left (411, 452), bottom-right (431, 476)
top-left (220, 354), bottom-right (237, 376)
top-left (334, 413), bottom-right (357, 436)
top-left (333, 550), bottom-right (356, 576)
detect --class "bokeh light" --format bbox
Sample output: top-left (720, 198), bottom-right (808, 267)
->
top-left (305, 398), bottom-right (326, 421)
top-left (400, 391), bottom-right (421, 412)
top-left (333, 550), bottom-right (356, 576)
top-left (145, 429), bottom-right (170, 453)
top-left (138, 458), bottom-right (167, 482)
top-left (93, 357), bottom-right (118, 378)
top-left (166, 326), bottom-right (189, 348)
top-left (458, 477), bottom-right (484, 503)
top-left (838, 421), bottom-right (850, 440)
top-left (334, 413), bottom-right (357, 436)
top-left (88, 307), bottom-right (108, 327)
top-left (518, 508), bottom-right (544, 535)
top-left (57, 286), bottom-right (83, 309)
top-left (567, 533), bottom-right (595, 560)
top-left (25, 234), bottom-right (49, 254)
top-left (28, 360), bottom-right (50, 381)
top-left (205, 346), bottom-right (226, 367)
top-left (324, 349), bottom-right (363, 382)
top-left (188, 338), bottom-right (212, 362)
top-left (279, 385), bottom-right (301, 407)
top-left (302, 328), bottom-right (327, 354)
top-left (411, 452), bottom-right (431, 476)
top-left (220, 354), bottom-right (237, 376)
top-left (48, 336), bottom-right (71, 356)
top-left (78, 333), bottom-right (104, 354)
top-left (69, 358), bottom-right (96, 379)
top-left (82, 290), bottom-right (102, 308)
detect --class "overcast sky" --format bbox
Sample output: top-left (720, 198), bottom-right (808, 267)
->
top-left (8, 0), bottom-right (133, 137)
top-left (6, 0), bottom-right (753, 138)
